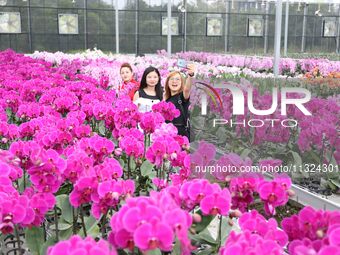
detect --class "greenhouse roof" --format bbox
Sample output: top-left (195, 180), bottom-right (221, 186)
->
top-left (222, 0), bottom-right (340, 3)
top-left (262, 0), bottom-right (339, 3)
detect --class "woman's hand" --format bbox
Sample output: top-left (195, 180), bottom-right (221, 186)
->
top-left (186, 63), bottom-right (196, 77)
top-left (183, 64), bottom-right (196, 100)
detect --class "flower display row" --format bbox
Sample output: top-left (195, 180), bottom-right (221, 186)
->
top-left (0, 49), bottom-right (339, 255)
top-left (30, 49), bottom-right (340, 84)
top-left (174, 50), bottom-right (340, 78)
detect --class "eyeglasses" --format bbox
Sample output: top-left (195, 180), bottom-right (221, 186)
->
top-left (169, 77), bottom-right (181, 81)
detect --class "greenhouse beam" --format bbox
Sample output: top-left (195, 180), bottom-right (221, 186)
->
top-left (301, 3), bottom-right (308, 53)
top-left (135, 0), bottom-right (139, 56)
top-left (273, 0), bottom-right (283, 77)
top-left (183, 0), bottom-right (187, 52)
top-left (27, 0), bottom-right (32, 53)
top-left (337, 5), bottom-right (340, 54)
top-left (84, 0), bottom-right (88, 50)
top-left (284, 0), bottom-right (289, 57)
top-left (224, 0), bottom-right (230, 53)
top-left (115, 0), bottom-right (119, 54)
top-left (264, 3), bottom-right (270, 54)
top-left (167, 0), bottom-right (172, 57)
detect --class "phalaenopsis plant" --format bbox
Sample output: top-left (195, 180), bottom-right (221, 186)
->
top-left (0, 49), bottom-right (339, 255)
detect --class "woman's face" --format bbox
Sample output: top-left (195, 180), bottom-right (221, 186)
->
top-left (146, 71), bottom-right (159, 87)
top-left (120, 67), bottom-right (133, 82)
top-left (168, 74), bottom-right (182, 93)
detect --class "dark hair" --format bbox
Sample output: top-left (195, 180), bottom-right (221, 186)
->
top-left (120, 63), bottom-right (133, 73)
top-left (140, 66), bottom-right (163, 100)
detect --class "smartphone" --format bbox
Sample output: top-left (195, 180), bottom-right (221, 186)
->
top-left (177, 59), bottom-right (188, 69)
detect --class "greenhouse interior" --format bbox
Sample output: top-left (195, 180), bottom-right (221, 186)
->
top-left (0, 0), bottom-right (340, 255)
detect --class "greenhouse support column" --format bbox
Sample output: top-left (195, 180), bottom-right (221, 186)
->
top-left (283, 0), bottom-right (289, 56)
top-left (184, 0), bottom-right (187, 51)
top-left (224, 0), bottom-right (230, 52)
top-left (273, 0), bottom-right (282, 77)
top-left (27, 0), bottom-right (32, 52)
top-left (115, 0), bottom-right (119, 54)
top-left (264, 3), bottom-right (270, 54)
top-left (181, 1), bottom-right (185, 51)
top-left (167, 0), bottom-right (172, 57)
top-left (136, 0), bottom-right (139, 56)
top-left (337, 5), bottom-right (340, 54)
top-left (301, 3), bottom-right (308, 53)
top-left (84, 0), bottom-right (87, 50)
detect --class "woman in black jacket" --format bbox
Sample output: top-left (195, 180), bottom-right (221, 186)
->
top-left (163, 64), bottom-right (195, 141)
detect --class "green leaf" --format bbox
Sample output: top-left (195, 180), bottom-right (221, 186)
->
top-left (40, 236), bottom-right (57, 255)
top-left (328, 181), bottom-right (337, 191)
top-left (290, 151), bottom-right (308, 177)
top-left (56, 194), bottom-right (73, 224)
top-left (240, 148), bottom-right (252, 159)
top-left (197, 230), bottom-right (217, 245)
top-left (194, 248), bottom-right (216, 255)
top-left (59, 227), bottom-right (73, 240)
top-left (56, 182), bottom-right (73, 196)
top-left (146, 249), bottom-right (162, 255)
top-left (220, 217), bottom-right (233, 244)
top-left (5, 108), bottom-right (12, 119)
top-left (25, 227), bottom-right (44, 255)
top-left (305, 150), bottom-right (321, 164)
top-left (329, 179), bottom-right (340, 189)
top-left (88, 223), bottom-right (100, 238)
top-left (79, 215), bottom-right (100, 238)
top-left (140, 160), bottom-right (155, 177)
top-left (119, 158), bottom-right (125, 168)
top-left (50, 222), bottom-right (72, 231)
top-left (320, 177), bottom-right (329, 189)
top-left (172, 238), bottom-right (181, 255)
top-left (18, 173), bottom-right (30, 192)
top-left (326, 151), bottom-right (338, 166)
top-left (129, 157), bottom-right (137, 171)
top-left (194, 211), bottom-right (215, 233)
top-left (215, 127), bottom-right (227, 144)
top-left (326, 166), bottom-right (339, 180)
top-left (191, 105), bottom-right (201, 117)
top-left (98, 120), bottom-right (106, 136)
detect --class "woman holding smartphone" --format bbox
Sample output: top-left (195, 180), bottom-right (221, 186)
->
top-left (164, 64), bottom-right (195, 141)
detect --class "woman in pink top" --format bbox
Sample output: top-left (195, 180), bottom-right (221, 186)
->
top-left (119, 63), bottom-right (139, 100)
